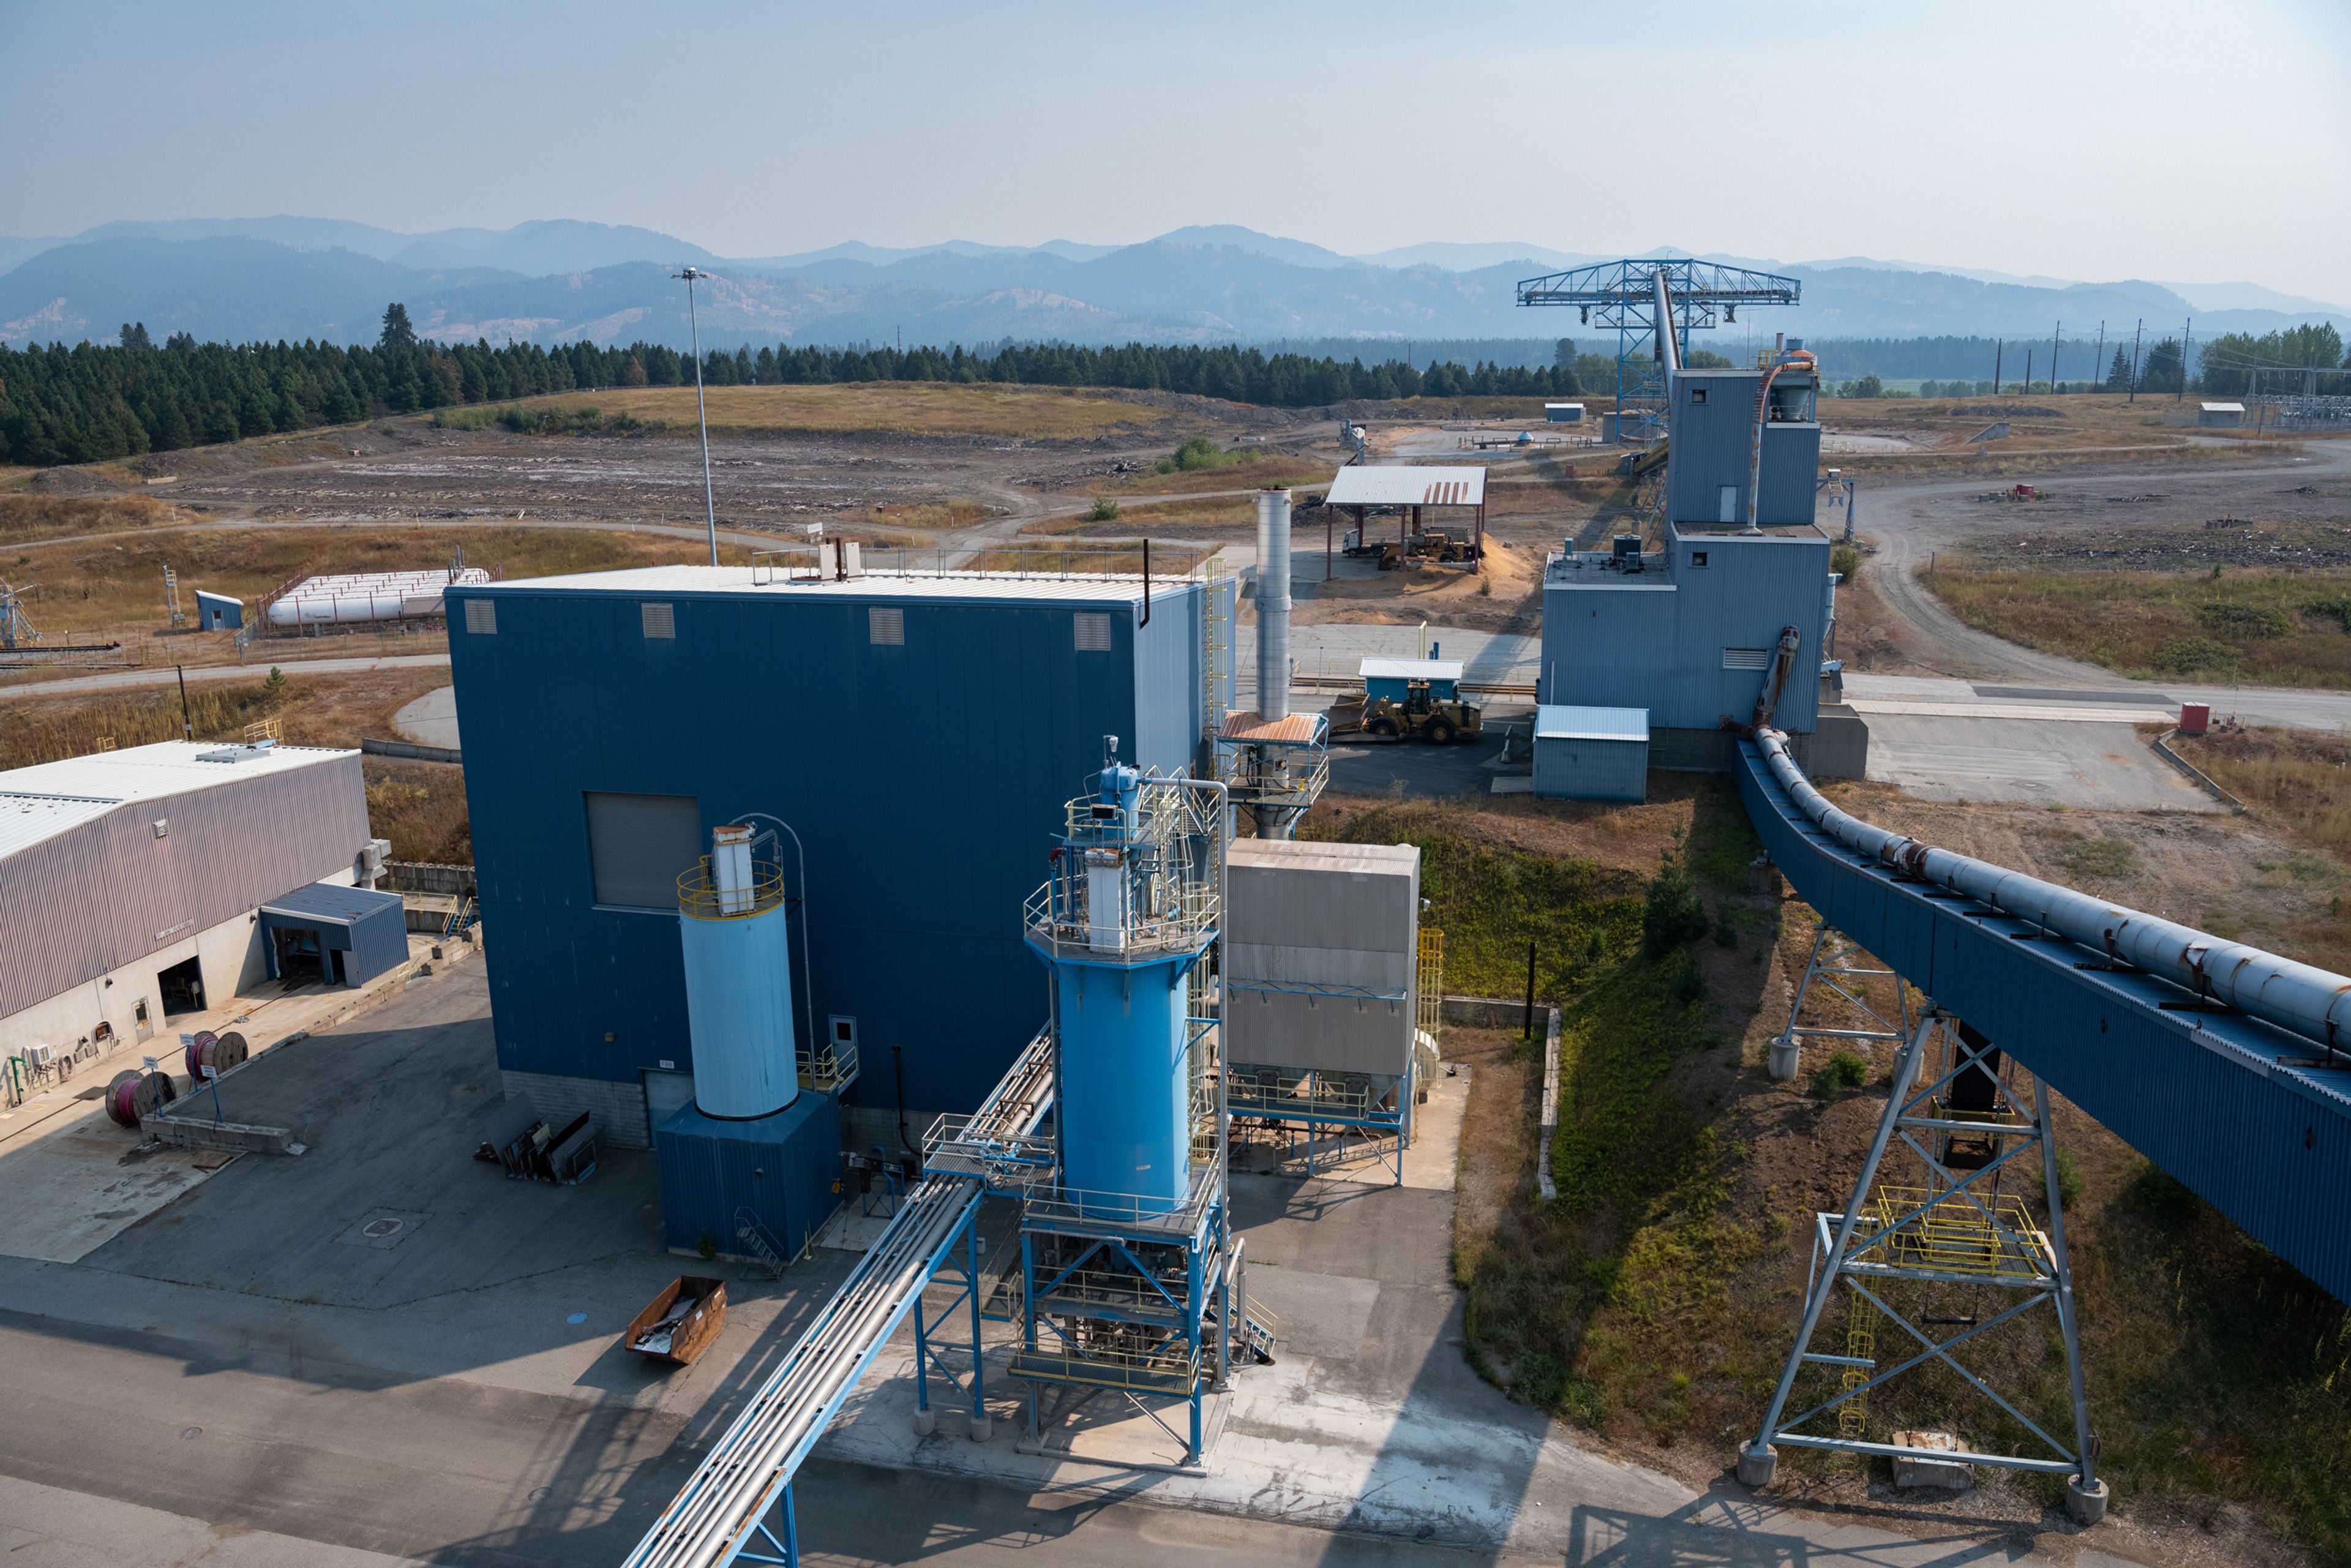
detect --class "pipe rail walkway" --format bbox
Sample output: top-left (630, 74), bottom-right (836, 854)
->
top-left (624, 1030), bottom-right (1059, 1568)
top-left (1738, 733), bottom-right (2351, 1304)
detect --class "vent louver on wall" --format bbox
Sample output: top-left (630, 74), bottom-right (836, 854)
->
top-left (642, 602), bottom-right (675, 639)
top-left (869, 607), bottom-right (904, 645)
top-left (463, 599), bottom-right (497, 635)
top-left (1073, 612), bottom-right (1112, 651)
top-left (1722, 647), bottom-right (1771, 670)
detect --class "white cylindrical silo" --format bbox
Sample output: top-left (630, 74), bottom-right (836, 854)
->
top-left (677, 823), bottom-right (800, 1119)
top-left (1255, 488), bottom-right (1292, 720)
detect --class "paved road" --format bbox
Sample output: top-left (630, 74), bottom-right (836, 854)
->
top-left (0, 651), bottom-right (451, 702)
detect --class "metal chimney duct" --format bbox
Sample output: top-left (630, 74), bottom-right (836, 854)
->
top-left (1255, 489), bottom-right (1292, 721)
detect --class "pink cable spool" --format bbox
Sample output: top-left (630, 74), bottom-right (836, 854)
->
top-left (105, 1070), bottom-right (145, 1129)
top-left (184, 1030), bottom-right (218, 1078)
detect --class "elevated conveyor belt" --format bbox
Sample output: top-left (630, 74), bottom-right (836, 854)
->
top-left (623, 1173), bottom-right (983, 1567)
top-left (625, 1030), bottom-right (1059, 1568)
top-left (1738, 735), bottom-right (2351, 1304)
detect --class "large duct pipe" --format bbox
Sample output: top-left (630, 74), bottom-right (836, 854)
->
top-left (1652, 267), bottom-right (1681, 375)
top-left (1754, 728), bottom-right (2351, 1056)
top-left (1255, 489), bottom-right (1292, 720)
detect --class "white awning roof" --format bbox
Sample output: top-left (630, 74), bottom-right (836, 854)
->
top-left (1360, 658), bottom-right (1464, 681)
top-left (1323, 465), bottom-right (1486, 508)
top-left (1536, 705), bottom-right (1650, 741)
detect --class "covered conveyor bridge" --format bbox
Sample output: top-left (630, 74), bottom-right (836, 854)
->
top-left (1738, 737), bottom-right (2351, 1303)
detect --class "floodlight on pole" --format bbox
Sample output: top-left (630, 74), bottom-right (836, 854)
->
top-left (675, 266), bottom-right (720, 565)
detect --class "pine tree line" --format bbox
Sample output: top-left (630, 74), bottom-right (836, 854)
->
top-left (0, 304), bottom-right (1589, 467)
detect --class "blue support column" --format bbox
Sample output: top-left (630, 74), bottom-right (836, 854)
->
top-left (966, 1218), bottom-right (987, 1436)
top-left (1186, 1235), bottom-right (1205, 1461)
top-left (912, 1289), bottom-right (930, 1418)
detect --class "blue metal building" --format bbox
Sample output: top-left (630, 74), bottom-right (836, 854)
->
top-left (1540, 355), bottom-right (1843, 772)
top-left (444, 566), bottom-right (1218, 1150)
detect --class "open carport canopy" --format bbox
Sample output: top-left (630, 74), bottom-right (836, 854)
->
top-left (259, 882), bottom-right (407, 983)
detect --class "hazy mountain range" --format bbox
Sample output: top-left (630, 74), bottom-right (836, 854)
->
top-left (2, 217), bottom-right (2342, 354)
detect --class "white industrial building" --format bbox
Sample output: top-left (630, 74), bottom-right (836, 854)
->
top-left (0, 741), bottom-right (384, 1070)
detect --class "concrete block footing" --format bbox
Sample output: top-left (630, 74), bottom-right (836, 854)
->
top-left (1768, 1037), bottom-right (1799, 1081)
top-left (911, 1407), bottom-right (936, 1438)
top-left (144, 1115), bottom-right (300, 1155)
top-left (2066, 1477), bottom-right (2110, 1525)
top-left (1735, 1444), bottom-right (1777, 1487)
top-left (1890, 1430), bottom-right (1971, 1491)
top-left (969, 1412), bottom-right (992, 1442)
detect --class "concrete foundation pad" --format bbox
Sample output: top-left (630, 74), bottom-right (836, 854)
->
top-left (1891, 1430), bottom-right (1973, 1491)
top-left (2068, 1476), bottom-right (2111, 1525)
top-left (1016, 1386), bottom-right (1228, 1476)
top-left (1736, 1444), bottom-right (1778, 1487)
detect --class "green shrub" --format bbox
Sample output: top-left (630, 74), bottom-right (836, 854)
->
top-left (1155, 435), bottom-right (1257, 474)
top-left (2053, 1147), bottom-right (2082, 1206)
top-left (1088, 496), bottom-right (1119, 522)
top-left (2154, 635), bottom-right (2240, 675)
top-left (696, 1229), bottom-right (718, 1260)
top-left (1670, 950), bottom-right (1706, 1003)
top-left (1830, 543), bottom-right (1862, 584)
top-left (1641, 847), bottom-right (1709, 958)
top-left (1809, 1049), bottom-right (1868, 1101)
top-left (2196, 602), bottom-right (2295, 640)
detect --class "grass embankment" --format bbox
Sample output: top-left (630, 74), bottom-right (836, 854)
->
top-left (1, 492), bottom-right (189, 546)
top-left (2, 523), bottom-right (749, 639)
top-left (1315, 781), bottom-right (2351, 1559)
top-left (430, 381), bottom-right (1185, 441)
top-left (1925, 563), bottom-right (2351, 687)
top-left (0, 666), bottom-right (470, 862)
top-left (2178, 726), bottom-right (2351, 863)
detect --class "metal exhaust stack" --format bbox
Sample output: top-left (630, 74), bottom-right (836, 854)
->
top-left (1255, 489), bottom-right (1292, 721)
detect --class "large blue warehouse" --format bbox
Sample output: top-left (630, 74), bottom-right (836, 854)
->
top-left (444, 566), bottom-right (1224, 1152)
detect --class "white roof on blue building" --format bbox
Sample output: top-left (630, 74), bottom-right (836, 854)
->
top-left (1360, 658), bottom-right (1463, 681)
top-left (1536, 705), bottom-right (1649, 741)
top-left (474, 565), bottom-right (1160, 604)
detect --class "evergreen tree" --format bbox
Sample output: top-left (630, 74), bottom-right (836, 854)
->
top-left (2105, 348), bottom-right (2134, 392)
top-left (379, 303), bottom-right (418, 350)
top-left (2140, 338), bottom-right (2186, 394)
top-left (118, 321), bottom-right (152, 350)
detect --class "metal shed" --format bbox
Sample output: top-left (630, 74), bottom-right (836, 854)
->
top-left (1317, 463), bottom-right (1488, 577)
top-left (1543, 402), bottom-right (1585, 424)
top-left (2199, 402), bottom-right (2245, 427)
top-left (1360, 658), bottom-right (1463, 703)
top-left (654, 1092), bottom-right (841, 1262)
top-left (1533, 705), bottom-right (1649, 801)
top-left (258, 882), bottom-right (408, 988)
top-left (194, 591), bottom-right (244, 631)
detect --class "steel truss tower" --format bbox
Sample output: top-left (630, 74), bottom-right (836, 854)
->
top-left (1516, 258), bottom-right (1801, 449)
top-left (1741, 1006), bottom-right (2106, 1522)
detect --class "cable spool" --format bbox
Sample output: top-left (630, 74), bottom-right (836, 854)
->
top-left (183, 1030), bottom-right (218, 1078)
top-left (193, 1031), bottom-right (247, 1079)
top-left (103, 1069), bottom-right (176, 1128)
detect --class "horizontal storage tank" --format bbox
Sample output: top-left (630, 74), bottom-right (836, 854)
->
top-left (267, 569), bottom-right (492, 627)
top-left (677, 823), bottom-right (799, 1120)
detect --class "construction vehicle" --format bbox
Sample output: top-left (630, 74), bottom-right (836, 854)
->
top-left (1326, 658), bottom-right (1484, 745)
top-left (1341, 526), bottom-right (1480, 571)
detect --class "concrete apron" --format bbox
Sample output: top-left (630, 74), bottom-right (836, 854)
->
top-left (0, 934), bottom-right (478, 1266)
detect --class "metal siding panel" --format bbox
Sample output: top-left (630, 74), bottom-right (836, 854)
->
top-left (454, 582), bottom-right (1170, 1122)
top-left (347, 898), bottom-right (410, 985)
top-left (0, 754), bottom-right (369, 1018)
top-left (1759, 423), bottom-right (1822, 524)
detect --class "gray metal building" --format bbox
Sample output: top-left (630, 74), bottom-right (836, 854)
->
top-left (1532, 705), bottom-right (1649, 801)
top-left (0, 741), bottom-right (377, 1063)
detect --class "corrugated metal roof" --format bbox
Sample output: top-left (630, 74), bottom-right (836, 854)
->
top-left (0, 741), bottom-right (356, 815)
top-left (1220, 711), bottom-right (1322, 745)
top-left (261, 880), bottom-right (404, 926)
top-left (473, 566), bottom-right (1158, 604)
top-left (1360, 658), bottom-right (1464, 681)
top-left (2202, 402), bottom-right (2246, 412)
top-left (0, 795), bottom-right (117, 859)
top-left (1229, 839), bottom-right (1418, 876)
top-left (1322, 466), bottom-right (1487, 508)
top-left (1537, 704), bottom-right (1651, 741)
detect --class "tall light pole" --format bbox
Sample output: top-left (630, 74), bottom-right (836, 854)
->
top-left (675, 266), bottom-right (720, 565)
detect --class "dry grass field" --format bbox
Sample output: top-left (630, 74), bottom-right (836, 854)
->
top-left (1305, 779), bottom-right (2351, 1565)
top-left (1815, 390), bottom-right (2325, 475)
top-left (2177, 726), bottom-right (2351, 871)
top-left (459, 381), bottom-right (1188, 441)
top-left (1924, 562), bottom-right (2351, 686)
top-left (1, 522), bottom-right (753, 645)
top-left (1, 492), bottom-right (191, 546)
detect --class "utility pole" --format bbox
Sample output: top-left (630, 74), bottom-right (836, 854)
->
top-left (2050, 321), bottom-right (2061, 394)
top-left (2128, 319), bottom-right (2143, 403)
top-left (2179, 318), bottom-right (2191, 402)
top-left (2024, 348), bottom-right (2034, 394)
top-left (2094, 321), bottom-right (2105, 392)
top-left (1993, 339), bottom-right (2003, 396)
top-left (673, 267), bottom-right (720, 566)
top-left (174, 664), bottom-right (192, 740)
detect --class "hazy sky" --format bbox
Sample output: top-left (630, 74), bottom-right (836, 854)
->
top-left (4, 0), bottom-right (2347, 298)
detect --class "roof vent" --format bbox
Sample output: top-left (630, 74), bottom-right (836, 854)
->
top-left (193, 744), bottom-right (274, 763)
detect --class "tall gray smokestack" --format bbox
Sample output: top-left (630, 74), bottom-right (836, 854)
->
top-left (1255, 488), bottom-right (1292, 721)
